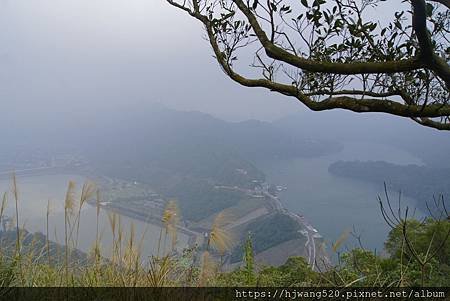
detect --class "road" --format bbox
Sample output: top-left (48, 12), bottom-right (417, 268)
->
top-left (262, 191), bottom-right (318, 269)
top-left (0, 166), bottom-right (73, 180)
top-left (94, 201), bottom-right (202, 248)
top-left (289, 212), bottom-right (316, 269)
top-left (215, 185), bottom-right (319, 270)
top-left (0, 166), bottom-right (57, 175)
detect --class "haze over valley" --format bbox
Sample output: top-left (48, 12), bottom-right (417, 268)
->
top-left (1, 0), bottom-right (449, 290)
top-left (1, 104), bottom-right (449, 265)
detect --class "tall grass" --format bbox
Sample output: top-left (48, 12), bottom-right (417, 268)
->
top-left (1, 176), bottom-right (440, 288)
top-left (11, 173), bottom-right (23, 285)
top-left (0, 192), bottom-right (7, 250)
top-left (157, 200), bottom-right (179, 257)
top-left (46, 199), bottom-right (51, 266)
top-left (0, 177), bottom-right (207, 287)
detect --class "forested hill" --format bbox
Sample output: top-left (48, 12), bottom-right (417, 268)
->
top-left (329, 161), bottom-right (450, 212)
top-left (82, 105), bottom-right (340, 181)
top-left (81, 105), bottom-right (342, 163)
top-left (76, 105), bottom-right (341, 221)
top-left (274, 110), bottom-right (450, 168)
top-left (1, 105), bottom-right (341, 221)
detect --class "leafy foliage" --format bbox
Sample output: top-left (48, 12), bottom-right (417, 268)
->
top-left (167, 0), bottom-right (450, 129)
top-left (0, 178), bottom-right (448, 287)
top-left (230, 212), bottom-right (304, 263)
top-left (219, 217), bottom-right (450, 287)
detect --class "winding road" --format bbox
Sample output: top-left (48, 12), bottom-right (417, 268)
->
top-left (215, 185), bottom-right (319, 270)
top-left (262, 191), bottom-right (318, 269)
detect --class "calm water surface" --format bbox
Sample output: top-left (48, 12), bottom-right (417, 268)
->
top-left (0, 142), bottom-right (425, 258)
top-left (258, 141), bottom-right (425, 252)
top-left (0, 174), bottom-right (189, 258)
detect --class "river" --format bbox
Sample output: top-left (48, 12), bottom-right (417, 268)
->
top-left (257, 141), bottom-right (425, 253)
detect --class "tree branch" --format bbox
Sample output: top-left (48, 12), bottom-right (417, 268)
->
top-left (412, 117), bottom-right (450, 130)
top-left (411, 0), bottom-right (450, 88)
top-left (231, 0), bottom-right (426, 75)
top-left (166, 0), bottom-right (450, 130)
top-left (428, 0), bottom-right (450, 9)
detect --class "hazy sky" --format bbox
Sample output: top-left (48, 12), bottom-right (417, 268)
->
top-left (0, 0), bottom-right (303, 122)
top-left (0, 0), bottom-right (435, 126)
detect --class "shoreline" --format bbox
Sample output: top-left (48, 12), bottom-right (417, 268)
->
top-left (2, 167), bottom-right (326, 268)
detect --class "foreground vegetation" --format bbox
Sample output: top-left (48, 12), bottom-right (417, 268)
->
top-left (0, 179), bottom-right (448, 287)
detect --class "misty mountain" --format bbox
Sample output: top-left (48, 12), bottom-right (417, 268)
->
top-left (1, 105), bottom-right (342, 221)
top-left (76, 105), bottom-right (341, 220)
top-left (6, 104), bottom-right (338, 178)
top-left (78, 104), bottom-right (342, 164)
top-left (329, 160), bottom-right (450, 212)
top-left (274, 110), bottom-right (450, 168)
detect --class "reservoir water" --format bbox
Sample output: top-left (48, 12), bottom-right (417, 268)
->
top-left (0, 174), bottom-right (189, 259)
top-left (0, 141), bottom-right (424, 259)
top-left (258, 141), bottom-right (425, 253)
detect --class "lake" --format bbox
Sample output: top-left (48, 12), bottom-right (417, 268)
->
top-left (0, 141), bottom-right (425, 259)
top-left (257, 141), bottom-right (425, 253)
top-left (0, 174), bottom-right (190, 259)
